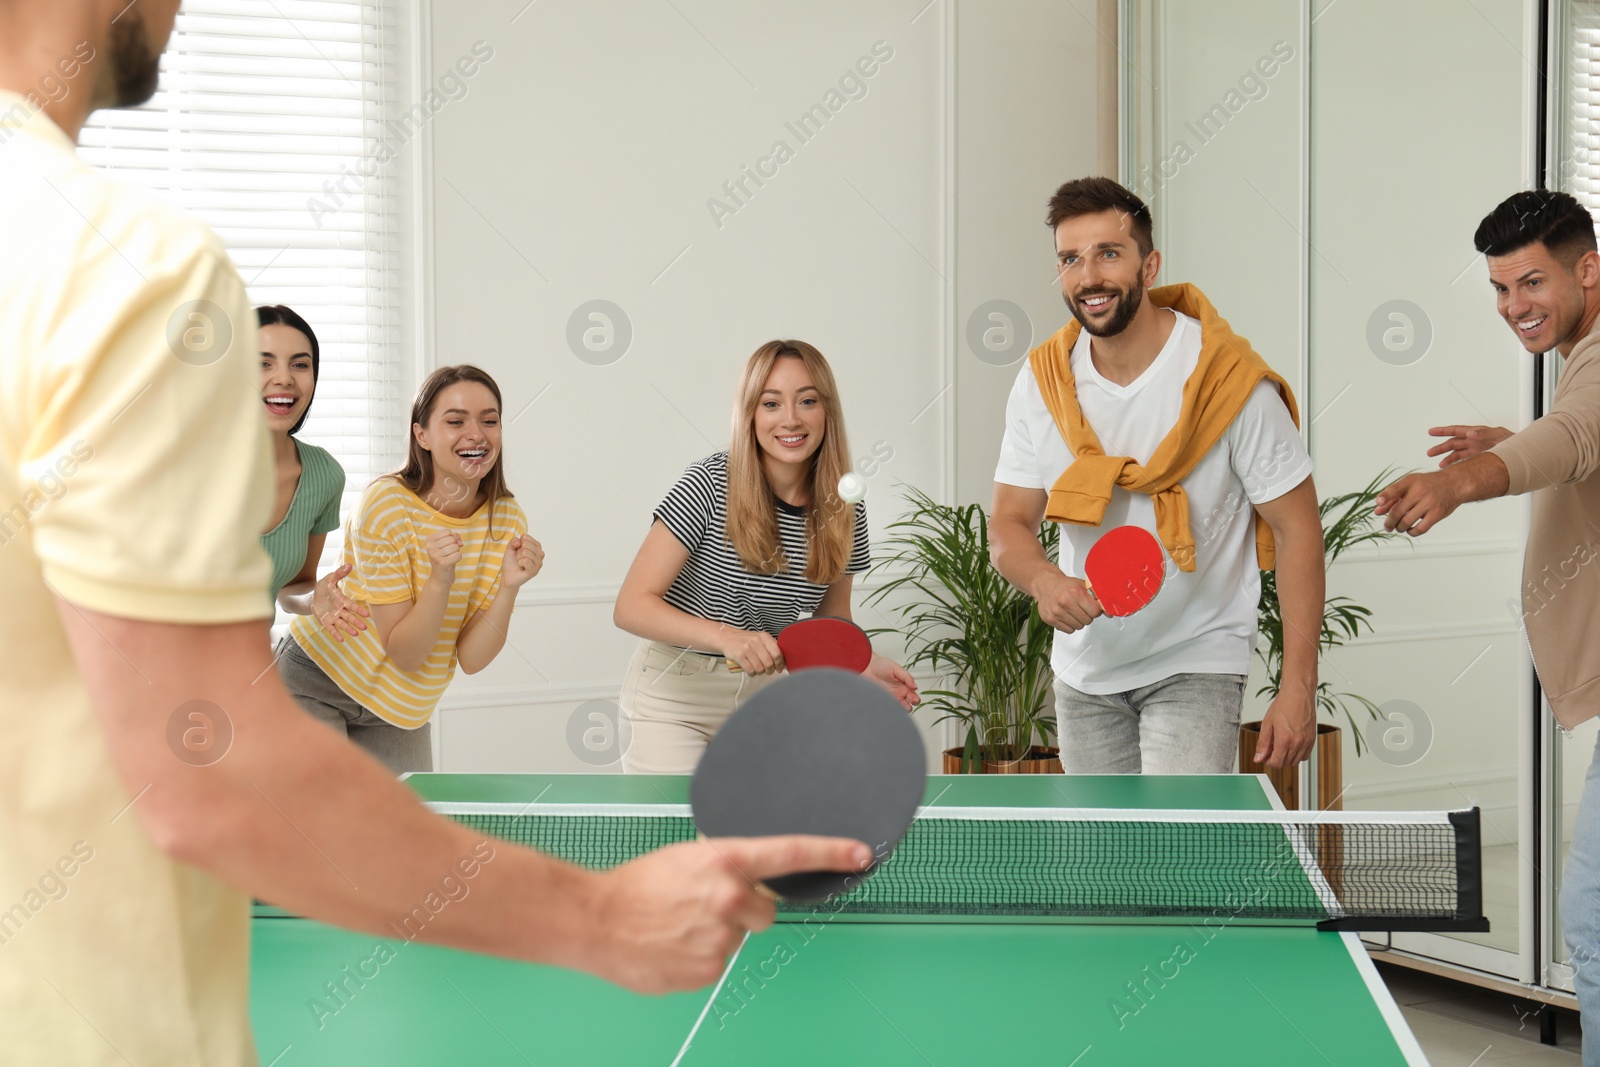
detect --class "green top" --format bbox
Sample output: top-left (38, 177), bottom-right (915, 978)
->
top-left (259, 439), bottom-right (345, 601)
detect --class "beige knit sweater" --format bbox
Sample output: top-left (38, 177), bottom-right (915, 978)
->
top-left (1491, 316), bottom-right (1600, 729)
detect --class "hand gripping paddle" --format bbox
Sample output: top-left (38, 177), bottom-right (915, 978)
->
top-left (691, 669), bottom-right (926, 903)
top-left (727, 615), bottom-right (873, 674)
top-left (1083, 525), bottom-right (1166, 617)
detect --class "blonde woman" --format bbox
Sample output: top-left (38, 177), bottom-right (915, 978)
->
top-left (614, 339), bottom-right (918, 774)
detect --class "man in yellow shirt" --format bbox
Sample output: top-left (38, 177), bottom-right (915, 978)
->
top-left (0, 4), bottom-right (868, 1064)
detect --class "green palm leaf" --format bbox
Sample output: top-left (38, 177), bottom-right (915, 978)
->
top-left (865, 486), bottom-right (1059, 771)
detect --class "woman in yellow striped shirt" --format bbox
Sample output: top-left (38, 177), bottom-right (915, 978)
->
top-left (275, 365), bottom-right (544, 772)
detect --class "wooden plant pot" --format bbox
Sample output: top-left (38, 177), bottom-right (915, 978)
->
top-left (1238, 722), bottom-right (1343, 811)
top-left (941, 746), bottom-right (1063, 775)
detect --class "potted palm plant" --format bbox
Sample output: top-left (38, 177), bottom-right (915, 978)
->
top-left (865, 487), bottom-right (1060, 773)
top-left (1241, 470), bottom-right (1407, 808)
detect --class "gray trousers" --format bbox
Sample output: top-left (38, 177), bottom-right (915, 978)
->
top-left (275, 636), bottom-right (433, 775)
top-left (1054, 672), bottom-right (1246, 774)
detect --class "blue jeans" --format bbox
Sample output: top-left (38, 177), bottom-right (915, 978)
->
top-left (1562, 729), bottom-right (1600, 1065)
top-left (1054, 672), bottom-right (1246, 774)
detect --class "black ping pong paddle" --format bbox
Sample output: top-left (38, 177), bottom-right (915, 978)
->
top-left (691, 668), bottom-right (925, 903)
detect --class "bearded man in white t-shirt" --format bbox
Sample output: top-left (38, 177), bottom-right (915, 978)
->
top-left (990, 177), bottom-right (1326, 774)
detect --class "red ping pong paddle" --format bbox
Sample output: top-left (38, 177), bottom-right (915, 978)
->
top-left (727, 615), bottom-right (873, 674)
top-left (1083, 525), bottom-right (1166, 617)
top-left (691, 668), bottom-right (926, 902)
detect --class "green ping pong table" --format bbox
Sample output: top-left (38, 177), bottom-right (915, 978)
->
top-left (250, 773), bottom-right (1428, 1065)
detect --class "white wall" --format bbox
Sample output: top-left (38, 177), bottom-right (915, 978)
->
top-left (953, 2), bottom-right (1103, 502)
top-left (419, 1), bottom-right (1101, 771)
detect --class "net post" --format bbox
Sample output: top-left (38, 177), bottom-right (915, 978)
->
top-left (1449, 807), bottom-right (1485, 926)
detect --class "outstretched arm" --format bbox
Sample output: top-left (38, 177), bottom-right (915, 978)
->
top-left (56, 601), bottom-right (871, 993)
top-left (1382, 352), bottom-right (1600, 533)
top-left (1374, 455), bottom-right (1509, 537)
top-left (1426, 424), bottom-right (1513, 468)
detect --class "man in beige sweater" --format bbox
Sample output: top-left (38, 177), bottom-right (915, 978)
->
top-left (1376, 189), bottom-right (1600, 1059)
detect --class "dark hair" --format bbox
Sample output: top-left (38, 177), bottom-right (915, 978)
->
top-left (1473, 190), bottom-right (1597, 267)
top-left (255, 304), bottom-right (319, 436)
top-left (1046, 177), bottom-right (1155, 258)
top-left (392, 364), bottom-right (513, 540)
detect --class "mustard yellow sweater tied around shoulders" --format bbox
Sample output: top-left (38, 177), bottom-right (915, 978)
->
top-left (1026, 282), bottom-right (1302, 572)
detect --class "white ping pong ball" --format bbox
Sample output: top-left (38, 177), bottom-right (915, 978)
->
top-left (838, 472), bottom-right (867, 504)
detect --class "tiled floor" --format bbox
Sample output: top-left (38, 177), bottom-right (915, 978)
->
top-left (1379, 963), bottom-right (1584, 1064)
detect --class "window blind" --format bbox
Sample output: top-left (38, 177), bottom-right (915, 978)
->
top-left (78, 0), bottom-right (407, 578)
top-left (1566, 2), bottom-right (1600, 226)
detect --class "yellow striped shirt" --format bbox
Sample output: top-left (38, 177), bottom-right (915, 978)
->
top-left (290, 477), bottom-right (526, 728)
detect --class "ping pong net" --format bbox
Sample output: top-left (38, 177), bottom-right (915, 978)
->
top-left (430, 801), bottom-right (1487, 933)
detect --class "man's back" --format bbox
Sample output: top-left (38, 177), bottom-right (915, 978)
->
top-left (0, 89), bottom-right (273, 1067)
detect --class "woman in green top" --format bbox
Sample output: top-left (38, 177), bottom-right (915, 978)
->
top-left (257, 305), bottom-right (366, 638)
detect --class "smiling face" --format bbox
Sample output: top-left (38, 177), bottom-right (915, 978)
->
top-left (753, 356), bottom-right (827, 474)
top-left (414, 381), bottom-right (501, 494)
top-left (1487, 241), bottom-right (1592, 354)
top-left (259, 323), bottom-right (316, 435)
top-left (1054, 209), bottom-right (1158, 339)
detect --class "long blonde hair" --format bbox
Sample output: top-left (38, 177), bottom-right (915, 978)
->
top-left (725, 340), bottom-right (856, 583)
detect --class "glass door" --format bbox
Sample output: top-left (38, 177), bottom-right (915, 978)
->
top-left (1547, 0), bottom-right (1600, 989)
top-left (1124, 0), bottom-right (1537, 980)
top-left (1308, 0), bottom-right (1533, 979)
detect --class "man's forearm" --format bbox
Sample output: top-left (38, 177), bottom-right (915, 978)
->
top-left (1449, 452), bottom-right (1511, 504)
top-left (990, 517), bottom-right (1060, 598)
top-left (202, 701), bottom-right (600, 964)
top-left (1271, 526), bottom-right (1324, 698)
top-left (60, 610), bottom-right (606, 969)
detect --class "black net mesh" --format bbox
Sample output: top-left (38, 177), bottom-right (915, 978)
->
top-left (449, 809), bottom-right (1477, 923)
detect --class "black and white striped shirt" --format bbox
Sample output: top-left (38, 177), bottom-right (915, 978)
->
top-left (655, 452), bottom-right (870, 642)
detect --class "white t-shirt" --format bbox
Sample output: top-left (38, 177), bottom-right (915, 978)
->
top-left (995, 310), bottom-right (1313, 694)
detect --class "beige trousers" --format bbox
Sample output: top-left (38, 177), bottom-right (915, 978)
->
top-left (618, 638), bottom-right (780, 774)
